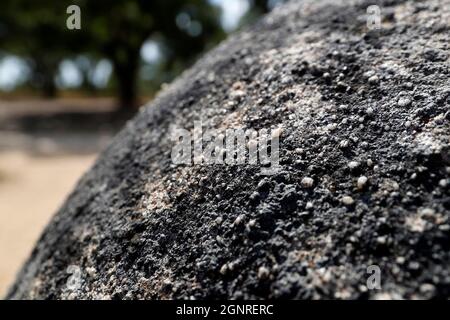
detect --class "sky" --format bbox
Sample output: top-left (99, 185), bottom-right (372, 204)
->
top-left (210, 0), bottom-right (250, 32)
top-left (0, 0), bottom-right (251, 91)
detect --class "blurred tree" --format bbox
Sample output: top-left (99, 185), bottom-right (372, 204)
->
top-left (87, 0), bottom-right (225, 111)
top-left (0, 0), bottom-right (224, 111)
top-left (0, 0), bottom-right (284, 110)
top-left (0, 0), bottom-right (76, 97)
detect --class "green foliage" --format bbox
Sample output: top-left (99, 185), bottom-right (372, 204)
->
top-left (0, 0), bottom-right (275, 109)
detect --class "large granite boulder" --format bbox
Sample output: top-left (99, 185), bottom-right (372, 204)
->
top-left (8, 0), bottom-right (450, 299)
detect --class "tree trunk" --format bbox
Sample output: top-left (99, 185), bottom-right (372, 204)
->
top-left (41, 77), bottom-right (57, 98)
top-left (32, 56), bottom-right (58, 98)
top-left (117, 67), bottom-right (138, 112)
top-left (112, 50), bottom-right (140, 113)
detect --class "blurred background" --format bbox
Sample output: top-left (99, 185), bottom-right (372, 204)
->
top-left (0, 0), bottom-right (284, 296)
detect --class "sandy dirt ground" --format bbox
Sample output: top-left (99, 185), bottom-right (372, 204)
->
top-left (0, 151), bottom-right (97, 297)
top-left (0, 97), bottom-right (130, 298)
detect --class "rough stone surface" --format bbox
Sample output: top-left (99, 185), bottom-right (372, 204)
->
top-left (7, 0), bottom-right (450, 299)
